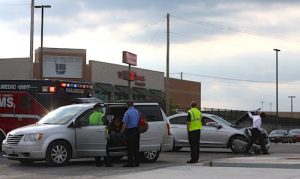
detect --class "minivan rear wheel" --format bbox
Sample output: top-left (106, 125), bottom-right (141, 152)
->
top-left (45, 140), bottom-right (71, 167)
top-left (140, 151), bottom-right (160, 163)
top-left (0, 133), bottom-right (5, 151)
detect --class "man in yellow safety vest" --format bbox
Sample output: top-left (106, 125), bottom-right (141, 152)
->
top-left (89, 104), bottom-right (104, 126)
top-left (186, 101), bottom-right (202, 163)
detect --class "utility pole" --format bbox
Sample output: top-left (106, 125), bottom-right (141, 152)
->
top-left (274, 49), bottom-right (280, 127)
top-left (288, 96), bottom-right (296, 118)
top-left (165, 13), bottom-right (170, 115)
top-left (35, 5), bottom-right (51, 79)
top-left (261, 101), bottom-right (264, 111)
top-left (30, 0), bottom-right (34, 78)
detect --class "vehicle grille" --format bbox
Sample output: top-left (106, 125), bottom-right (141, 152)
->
top-left (7, 134), bottom-right (24, 146)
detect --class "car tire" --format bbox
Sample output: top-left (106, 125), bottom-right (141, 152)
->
top-left (172, 146), bottom-right (183, 151)
top-left (45, 140), bottom-right (72, 167)
top-left (172, 140), bottom-right (182, 151)
top-left (0, 133), bottom-right (5, 151)
top-left (229, 135), bottom-right (248, 154)
top-left (140, 151), bottom-right (160, 163)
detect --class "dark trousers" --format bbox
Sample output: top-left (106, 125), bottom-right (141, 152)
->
top-left (188, 129), bottom-right (200, 162)
top-left (95, 140), bottom-right (111, 166)
top-left (248, 128), bottom-right (268, 153)
top-left (125, 128), bottom-right (140, 165)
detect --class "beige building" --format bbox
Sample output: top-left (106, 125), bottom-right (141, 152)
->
top-left (1, 47), bottom-right (201, 113)
top-left (0, 58), bottom-right (32, 80)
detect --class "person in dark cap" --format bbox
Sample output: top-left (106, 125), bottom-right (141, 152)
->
top-left (121, 100), bottom-right (141, 167)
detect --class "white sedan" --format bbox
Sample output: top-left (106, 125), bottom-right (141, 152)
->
top-left (168, 113), bottom-right (249, 153)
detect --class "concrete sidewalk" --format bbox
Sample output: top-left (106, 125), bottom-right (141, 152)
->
top-left (83, 153), bottom-right (300, 179)
top-left (204, 153), bottom-right (300, 169)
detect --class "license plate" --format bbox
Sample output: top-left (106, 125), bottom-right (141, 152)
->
top-left (7, 147), bottom-right (14, 155)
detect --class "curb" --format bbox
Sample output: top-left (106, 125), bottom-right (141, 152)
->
top-left (203, 161), bottom-right (300, 169)
top-left (203, 155), bottom-right (300, 169)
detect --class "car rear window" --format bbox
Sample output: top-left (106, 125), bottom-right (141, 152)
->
top-left (169, 116), bottom-right (186, 124)
top-left (135, 105), bottom-right (163, 122)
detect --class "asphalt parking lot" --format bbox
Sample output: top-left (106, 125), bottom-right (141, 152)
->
top-left (0, 148), bottom-right (236, 178)
top-left (0, 143), bottom-right (299, 179)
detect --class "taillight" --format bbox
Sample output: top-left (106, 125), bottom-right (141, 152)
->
top-left (167, 123), bottom-right (171, 136)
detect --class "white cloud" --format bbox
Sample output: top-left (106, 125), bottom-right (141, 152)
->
top-left (0, 21), bottom-right (29, 58)
top-left (1, 1), bottom-right (300, 111)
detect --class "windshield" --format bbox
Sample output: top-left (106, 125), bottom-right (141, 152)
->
top-left (209, 115), bottom-right (232, 126)
top-left (290, 130), bottom-right (300, 134)
top-left (271, 130), bottom-right (286, 135)
top-left (38, 105), bottom-right (88, 125)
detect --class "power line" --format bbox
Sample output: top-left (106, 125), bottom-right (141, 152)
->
top-left (171, 72), bottom-right (273, 83)
top-left (170, 14), bottom-right (300, 44)
top-left (171, 72), bottom-right (300, 86)
top-left (0, 3), bottom-right (30, 6)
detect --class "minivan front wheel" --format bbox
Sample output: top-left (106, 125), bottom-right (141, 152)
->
top-left (140, 151), bottom-right (160, 163)
top-left (45, 140), bottom-right (71, 167)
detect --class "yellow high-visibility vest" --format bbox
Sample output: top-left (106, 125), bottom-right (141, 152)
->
top-left (188, 108), bottom-right (202, 131)
top-left (89, 111), bottom-right (104, 125)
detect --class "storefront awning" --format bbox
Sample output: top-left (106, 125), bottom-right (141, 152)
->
top-left (114, 85), bottom-right (129, 94)
top-left (132, 87), bottom-right (152, 96)
top-left (94, 83), bottom-right (113, 93)
top-left (149, 89), bottom-right (164, 97)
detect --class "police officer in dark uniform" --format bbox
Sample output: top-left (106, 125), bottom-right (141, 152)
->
top-left (121, 101), bottom-right (140, 167)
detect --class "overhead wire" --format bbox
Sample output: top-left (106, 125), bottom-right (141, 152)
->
top-left (170, 72), bottom-right (300, 90)
top-left (169, 14), bottom-right (300, 44)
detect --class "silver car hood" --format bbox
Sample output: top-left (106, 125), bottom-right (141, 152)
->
top-left (8, 123), bottom-right (64, 135)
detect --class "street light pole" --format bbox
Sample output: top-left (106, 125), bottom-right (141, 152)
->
top-left (274, 49), bottom-right (280, 127)
top-left (165, 13), bottom-right (170, 115)
top-left (35, 5), bottom-right (51, 79)
top-left (288, 96), bottom-right (296, 118)
top-left (30, 0), bottom-right (34, 63)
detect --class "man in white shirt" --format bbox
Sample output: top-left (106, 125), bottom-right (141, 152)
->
top-left (247, 111), bottom-right (269, 154)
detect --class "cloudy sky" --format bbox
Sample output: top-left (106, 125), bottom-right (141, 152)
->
top-left (1, 0), bottom-right (300, 112)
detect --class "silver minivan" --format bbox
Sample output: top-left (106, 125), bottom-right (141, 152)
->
top-left (2, 103), bottom-right (173, 166)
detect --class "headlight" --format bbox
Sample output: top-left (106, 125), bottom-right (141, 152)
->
top-left (23, 133), bottom-right (43, 142)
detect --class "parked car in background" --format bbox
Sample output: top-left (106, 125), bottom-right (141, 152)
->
top-left (289, 129), bottom-right (300, 143)
top-left (268, 130), bottom-right (290, 143)
top-left (168, 113), bottom-right (250, 153)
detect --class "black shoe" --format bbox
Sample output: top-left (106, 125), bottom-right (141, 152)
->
top-left (187, 160), bottom-right (198, 164)
top-left (123, 163), bottom-right (134, 167)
